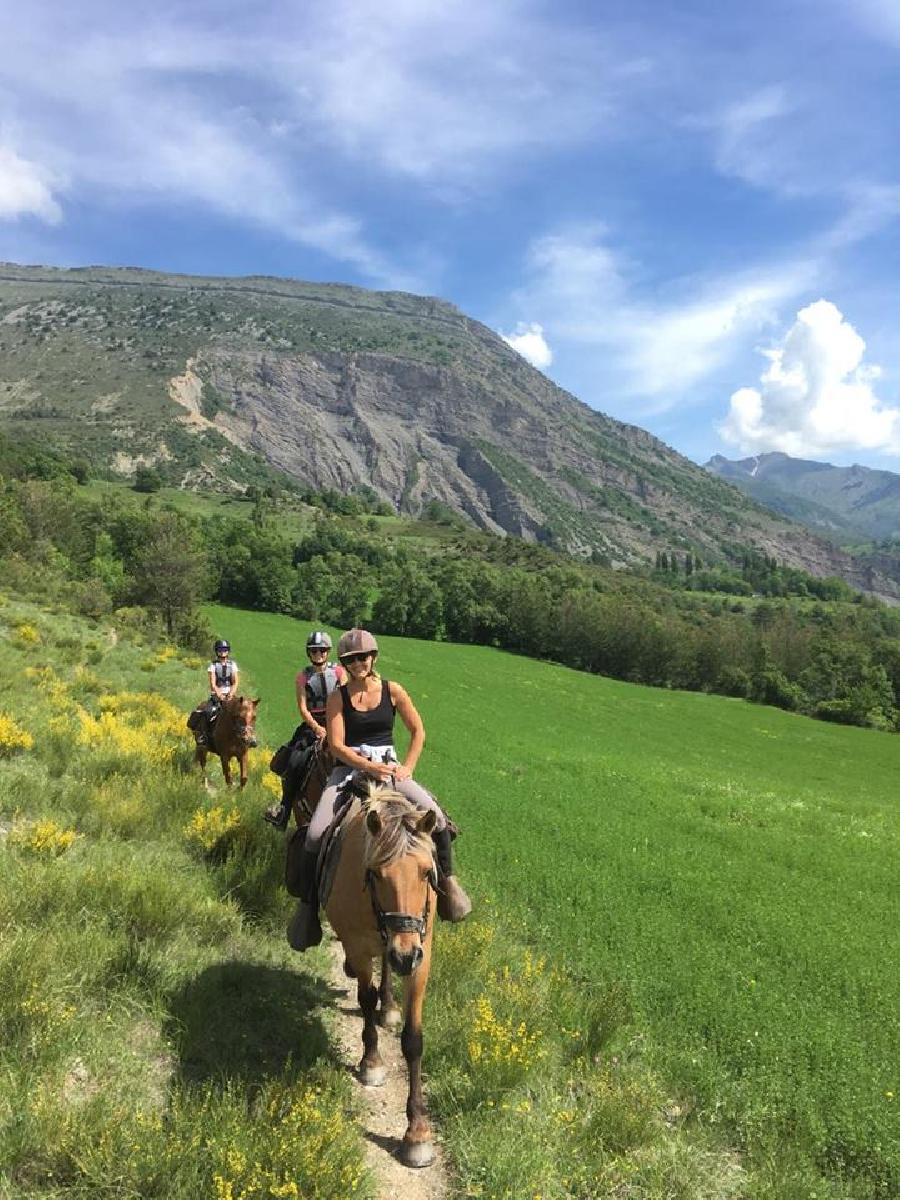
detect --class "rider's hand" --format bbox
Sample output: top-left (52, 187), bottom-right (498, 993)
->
top-left (313, 724), bottom-right (327, 739)
top-left (367, 761), bottom-right (396, 781)
top-left (391, 763), bottom-right (412, 783)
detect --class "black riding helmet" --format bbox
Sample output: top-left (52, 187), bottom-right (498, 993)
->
top-left (306, 630), bottom-right (332, 651)
top-left (214, 639), bottom-right (230, 654)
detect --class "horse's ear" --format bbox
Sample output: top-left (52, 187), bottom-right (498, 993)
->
top-left (366, 809), bottom-right (383, 836)
top-left (416, 810), bottom-right (437, 836)
top-left (252, 698), bottom-right (260, 707)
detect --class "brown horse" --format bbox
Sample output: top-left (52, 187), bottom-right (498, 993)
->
top-left (195, 695), bottom-right (259, 788)
top-left (326, 788), bottom-right (439, 1168)
top-left (291, 737), bottom-right (333, 827)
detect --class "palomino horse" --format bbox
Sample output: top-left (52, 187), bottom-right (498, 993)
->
top-left (195, 695), bottom-right (259, 788)
top-left (326, 788), bottom-right (439, 1168)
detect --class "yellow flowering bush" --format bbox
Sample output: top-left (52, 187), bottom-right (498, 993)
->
top-left (13, 621), bottom-right (40, 645)
top-left (467, 993), bottom-right (546, 1082)
top-left (260, 772), bottom-right (282, 802)
top-left (9, 819), bottom-right (79, 856)
top-left (0, 712), bottom-right (34, 756)
top-left (184, 806), bottom-right (241, 853)
top-left (77, 692), bottom-right (185, 766)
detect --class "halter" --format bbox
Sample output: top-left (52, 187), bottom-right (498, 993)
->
top-left (364, 863), bottom-right (438, 945)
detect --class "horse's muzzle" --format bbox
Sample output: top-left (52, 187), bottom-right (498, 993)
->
top-left (388, 945), bottom-right (424, 976)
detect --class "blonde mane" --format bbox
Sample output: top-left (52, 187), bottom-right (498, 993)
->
top-left (363, 790), bottom-right (434, 871)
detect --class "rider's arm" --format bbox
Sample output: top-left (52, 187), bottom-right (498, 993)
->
top-left (391, 682), bottom-right (425, 775)
top-left (207, 665), bottom-right (218, 697)
top-left (325, 690), bottom-right (387, 773)
top-left (230, 665), bottom-right (239, 694)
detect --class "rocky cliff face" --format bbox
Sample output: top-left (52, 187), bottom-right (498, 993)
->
top-left (2, 262), bottom-right (899, 598)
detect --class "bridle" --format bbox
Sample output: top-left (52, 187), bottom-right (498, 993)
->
top-left (364, 863), bottom-right (438, 945)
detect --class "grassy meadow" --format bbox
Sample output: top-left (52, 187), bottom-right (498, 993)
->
top-left (208, 602), bottom-right (899, 1200)
top-left (1, 586), bottom-right (895, 1200)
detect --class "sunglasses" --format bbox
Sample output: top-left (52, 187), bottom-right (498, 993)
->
top-left (340, 652), bottom-right (372, 665)
top-left (308, 647), bottom-right (328, 654)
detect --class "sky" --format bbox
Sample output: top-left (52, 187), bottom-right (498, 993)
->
top-left (2, 0), bottom-right (900, 469)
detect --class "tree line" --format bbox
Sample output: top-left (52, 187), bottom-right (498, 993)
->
top-left (2, 466), bottom-right (899, 732)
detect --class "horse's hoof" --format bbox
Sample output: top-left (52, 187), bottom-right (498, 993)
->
top-left (401, 1140), bottom-right (435, 1169)
top-left (379, 1006), bottom-right (402, 1030)
top-left (359, 1063), bottom-right (387, 1087)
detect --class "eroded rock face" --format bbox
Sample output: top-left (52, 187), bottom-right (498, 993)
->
top-left (168, 344), bottom-right (900, 597)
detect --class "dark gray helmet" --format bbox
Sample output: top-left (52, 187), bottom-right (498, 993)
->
top-left (214, 639), bottom-right (230, 654)
top-left (306, 630), bottom-right (332, 650)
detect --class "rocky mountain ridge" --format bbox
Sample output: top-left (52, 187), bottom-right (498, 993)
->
top-left (706, 452), bottom-right (900, 543)
top-left (1, 262), bottom-right (899, 598)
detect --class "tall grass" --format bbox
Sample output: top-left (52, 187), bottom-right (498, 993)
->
top-left (0, 595), bottom-right (371, 1199)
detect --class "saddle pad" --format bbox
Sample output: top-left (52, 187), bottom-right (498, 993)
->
top-left (318, 794), bottom-right (359, 908)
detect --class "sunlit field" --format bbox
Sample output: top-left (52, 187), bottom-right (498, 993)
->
top-left (209, 602), bottom-right (900, 1200)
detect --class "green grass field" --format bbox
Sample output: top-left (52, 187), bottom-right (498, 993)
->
top-left (208, 602), bottom-right (900, 1199)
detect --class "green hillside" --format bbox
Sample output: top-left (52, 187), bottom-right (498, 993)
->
top-left (209, 603), bottom-right (900, 1200)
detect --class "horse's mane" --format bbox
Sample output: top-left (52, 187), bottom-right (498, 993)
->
top-left (363, 791), bottom-right (434, 871)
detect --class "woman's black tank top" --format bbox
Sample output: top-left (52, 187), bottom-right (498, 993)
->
top-left (340, 680), bottom-right (395, 748)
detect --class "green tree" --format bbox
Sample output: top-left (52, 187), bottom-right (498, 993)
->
top-left (130, 513), bottom-right (207, 635)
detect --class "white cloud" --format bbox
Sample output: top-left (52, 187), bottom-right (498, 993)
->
top-left (507, 224), bottom-right (812, 407)
top-left (720, 299), bottom-right (900, 456)
top-left (500, 321), bottom-right (553, 369)
top-left (0, 144), bottom-right (61, 223)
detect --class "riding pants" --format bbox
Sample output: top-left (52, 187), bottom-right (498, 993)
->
top-left (305, 765), bottom-right (446, 847)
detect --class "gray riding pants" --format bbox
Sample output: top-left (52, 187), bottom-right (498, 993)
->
top-left (305, 766), bottom-right (446, 846)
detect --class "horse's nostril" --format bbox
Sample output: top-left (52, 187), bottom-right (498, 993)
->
top-left (248, 737), bottom-right (258, 747)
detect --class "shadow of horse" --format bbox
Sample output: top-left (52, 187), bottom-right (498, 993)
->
top-left (165, 961), bottom-right (341, 1087)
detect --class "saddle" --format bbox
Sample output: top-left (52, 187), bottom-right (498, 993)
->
top-left (284, 771), bottom-right (366, 900)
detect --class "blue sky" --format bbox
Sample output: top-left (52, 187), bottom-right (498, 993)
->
top-left (2, 0), bottom-right (900, 469)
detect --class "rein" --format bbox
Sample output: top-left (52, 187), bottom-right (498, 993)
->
top-left (364, 863), bottom-right (437, 945)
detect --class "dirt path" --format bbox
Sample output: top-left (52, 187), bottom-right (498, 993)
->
top-left (326, 935), bottom-right (450, 1200)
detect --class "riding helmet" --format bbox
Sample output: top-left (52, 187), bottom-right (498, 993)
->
top-left (337, 628), bottom-right (379, 659)
top-left (306, 630), bottom-right (332, 650)
top-left (214, 639), bottom-right (231, 654)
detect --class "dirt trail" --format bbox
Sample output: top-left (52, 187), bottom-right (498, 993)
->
top-left (326, 936), bottom-right (449, 1200)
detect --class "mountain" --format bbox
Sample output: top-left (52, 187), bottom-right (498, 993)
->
top-left (705, 452), bottom-right (900, 543)
top-left (1, 262), bottom-right (898, 598)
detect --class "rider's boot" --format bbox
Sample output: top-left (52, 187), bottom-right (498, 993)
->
top-left (433, 827), bottom-right (472, 922)
top-left (287, 846), bottom-right (322, 951)
top-left (264, 779), bottom-right (292, 830)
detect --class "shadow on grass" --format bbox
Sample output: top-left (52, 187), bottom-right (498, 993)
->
top-left (166, 961), bottom-right (342, 1086)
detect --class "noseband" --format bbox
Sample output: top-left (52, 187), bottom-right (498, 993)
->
top-left (364, 865), bottom-right (437, 945)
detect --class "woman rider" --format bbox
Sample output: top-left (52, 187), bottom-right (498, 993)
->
top-left (191, 639), bottom-right (238, 747)
top-left (264, 631), bottom-right (346, 829)
top-left (287, 627), bottom-right (471, 951)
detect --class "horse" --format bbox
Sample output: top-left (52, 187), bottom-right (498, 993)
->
top-left (325, 787), bottom-right (439, 1168)
top-left (194, 694), bottom-right (259, 788)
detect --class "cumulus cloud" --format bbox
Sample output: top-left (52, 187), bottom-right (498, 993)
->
top-left (500, 321), bottom-right (553, 369)
top-left (0, 145), bottom-right (61, 223)
top-left (720, 300), bottom-right (900, 456)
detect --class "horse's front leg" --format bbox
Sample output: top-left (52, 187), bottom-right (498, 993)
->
top-left (221, 753), bottom-right (233, 787)
top-left (354, 959), bottom-right (386, 1087)
top-left (195, 746), bottom-right (212, 791)
top-left (239, 749), bottom-right (248, 789)
top-left (378, 950), bottom-right (401, 1029)
top-left (400, 955), bottom-right (435, 1167)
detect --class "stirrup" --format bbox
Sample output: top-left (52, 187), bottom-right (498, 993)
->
top-left (263, 804), bottom-right (290, 830)
top-left (437, 875), bottom-right (472, 923)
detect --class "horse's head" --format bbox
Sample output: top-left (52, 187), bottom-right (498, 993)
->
top-left (225, 695), bottom-right (259, 748)
top-left (364, 794), bottom-right (437, 977)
